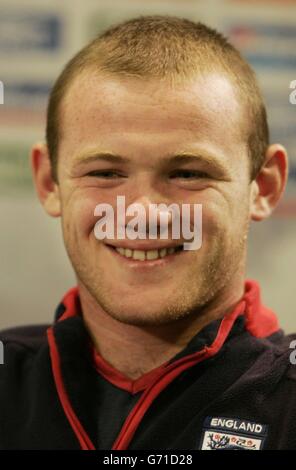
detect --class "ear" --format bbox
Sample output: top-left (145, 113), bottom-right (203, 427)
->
top-left (250, 143), bottom-right (288, 222)
top-left (30, 142), bottom-right (61, 217)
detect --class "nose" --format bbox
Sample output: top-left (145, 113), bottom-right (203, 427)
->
top-left (123, 169), bottom-right (176, 239)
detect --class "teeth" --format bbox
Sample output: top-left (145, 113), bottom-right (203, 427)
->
top-left (133, 250), bottom-right (145, 261)
top-left (146, 249), bottom-right (159, 260)
top-left (124, 248), bottom-right (132, 258)
top-left (160, 248), bottom-right (167, 258)
top-left (115, 246), bottom-right (182, 261)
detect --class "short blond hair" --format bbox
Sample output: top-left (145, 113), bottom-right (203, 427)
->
top-left (46, 15), bottom-right (269, 181)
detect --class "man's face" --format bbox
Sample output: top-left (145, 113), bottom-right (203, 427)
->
top-left (56, 71), bottom-right (251, 326)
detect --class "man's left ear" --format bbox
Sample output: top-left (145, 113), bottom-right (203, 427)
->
top-left (250, 143), bottom-right (288, 222)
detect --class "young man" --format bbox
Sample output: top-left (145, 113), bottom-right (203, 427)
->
top-left (0, 16), bottom-right (295, 450)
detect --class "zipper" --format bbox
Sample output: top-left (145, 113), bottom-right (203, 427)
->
top-left (112, 302), bottom-right (244, 449)
top-left (48, 299), bottom-right (245, 450)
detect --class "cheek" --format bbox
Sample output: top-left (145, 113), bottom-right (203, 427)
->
top-left (195, 198), bottom-right (225, 239)
top-left (199, 196), bottom-right (248, 244)
top-left (62, 190), bottom-right (104, 240)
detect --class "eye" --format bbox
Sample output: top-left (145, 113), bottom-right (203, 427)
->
top-left (169, 169), bottom-right (209, 179)
top-left (86, 170), bottom-right (124, 178)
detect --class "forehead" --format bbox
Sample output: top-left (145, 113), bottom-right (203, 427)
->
top-left (59, 71), bottom-right (245, 163)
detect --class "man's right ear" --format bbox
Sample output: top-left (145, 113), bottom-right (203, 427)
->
top-left (30, 142), bottom-right (61, 217)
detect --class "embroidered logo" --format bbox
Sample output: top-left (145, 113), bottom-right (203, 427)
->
top-left (200, 417), bottom-right (268, 450)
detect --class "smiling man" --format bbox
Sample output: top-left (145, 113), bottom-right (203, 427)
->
top-left (0, 16), bottom-right (296, 451)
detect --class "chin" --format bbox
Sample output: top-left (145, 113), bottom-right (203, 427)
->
top-left (108, 312), bottom-right (181, 327)
top-left (101, 298), bottom-right (194, 327)
top-left (106, 305), bottom-right (165, 326)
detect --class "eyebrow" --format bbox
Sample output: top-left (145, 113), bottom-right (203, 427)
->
top-left (167, 153), bottom-right (226, 173)
top-left (74, 153), bottom-right (129, 165)
top-left (74, 151), bottom-right (227, 173)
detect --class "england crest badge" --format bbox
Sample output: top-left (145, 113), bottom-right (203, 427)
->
top-left (200, 416), bottom-right (268, 450)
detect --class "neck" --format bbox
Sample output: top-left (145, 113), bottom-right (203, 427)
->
top-left (79, 278), bottom-right (245, 380)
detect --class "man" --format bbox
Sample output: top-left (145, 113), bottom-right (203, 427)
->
top-left (0, 15), bottom-right (295, 450)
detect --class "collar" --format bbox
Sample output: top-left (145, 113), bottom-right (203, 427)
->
top-left (53, 279), bottom-right (279, 394)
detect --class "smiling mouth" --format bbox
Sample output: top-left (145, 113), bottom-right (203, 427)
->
top-left (107, 244), bottom-right (184, 262)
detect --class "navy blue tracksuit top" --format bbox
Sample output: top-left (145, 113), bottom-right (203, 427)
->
top-left (0, 279), bottom-right (296, 450)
